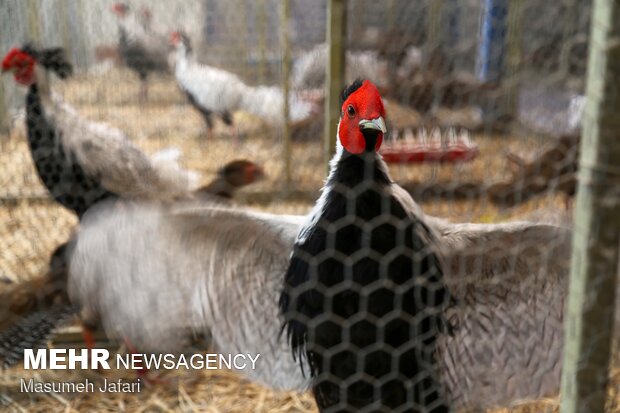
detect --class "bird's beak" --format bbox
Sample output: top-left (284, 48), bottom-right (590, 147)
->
top-left (359, 117), bottom-right (387, 133)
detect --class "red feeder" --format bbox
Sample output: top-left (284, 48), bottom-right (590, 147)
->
top-left (380, 142), bottom-right (479, 164)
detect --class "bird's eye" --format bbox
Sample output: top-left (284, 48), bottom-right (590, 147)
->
top-left (347, 105), bottom-right (355, 118)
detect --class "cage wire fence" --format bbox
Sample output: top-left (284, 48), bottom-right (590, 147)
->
top-left (0, 0), bottom-right (618, 412)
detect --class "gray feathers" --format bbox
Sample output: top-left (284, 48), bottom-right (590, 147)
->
top-left (69, 200), bottom-right (310, 391)
top-left (63, 197), bottom-right (601, 410)
top-left (0, 305), bottom-right (76, 367)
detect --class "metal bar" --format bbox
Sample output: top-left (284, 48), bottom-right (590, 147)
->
top-left (323, 0), bottom-right (347, 168)
top-left (476, 0), bottom-right (508, 83)
top-left (560, 0), bottom-right (620, 412)
top-left (281, 0), bottom-right (292, 190)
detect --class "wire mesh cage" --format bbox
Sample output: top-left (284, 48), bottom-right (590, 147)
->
top-left (0, 0), bottom-right (619, 412)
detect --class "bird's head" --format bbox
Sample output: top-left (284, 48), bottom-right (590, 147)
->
top-left (1, 47), bottom-right (36, 86)
top-left (219, 159), bottom-right (265, 188)
top-left (140, 6), bottom-right (152, 23)
top-left (338, 79), bottom-right (387, 155)
top-left (169, 31), bottom-right (192, 53)
top-left (111, 2), bottom-right (129, 18)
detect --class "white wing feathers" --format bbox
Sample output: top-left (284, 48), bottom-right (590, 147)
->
top-left (175, 58), bottom-right (247, 113)
top-left (68, 197), bottom-right (617, 409)
top-left (69, 201), bottom-right (309, 392)
top-left (432, 219), bottom-right (573, 410)
top-left (46, 95), bottom-right (200, 199)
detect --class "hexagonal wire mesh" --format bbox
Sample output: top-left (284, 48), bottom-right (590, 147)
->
top-left (0, 0), bottom-right (618, 412)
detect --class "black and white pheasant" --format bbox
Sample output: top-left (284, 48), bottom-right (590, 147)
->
top-left (1, 46), bottom-right (197, 218)
top-left (280, 79), bottom-right (453, 412)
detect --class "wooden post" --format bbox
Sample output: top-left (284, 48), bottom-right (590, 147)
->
top-left (560, 0), bottom-right (620, 412)
top-left (559, 0), bottom-right (580, 79)
top-left (387, 0), bottom-right (396, 30)
top-left (323, 0), bottom-right (347, 168)
top-left (25, 0), bottom-right (41, 43)
top-left (70, 0), bottom-right (89, 70)
top-left (426, 0), bottom-right (444, 53)
top-left (257, 0), bottom-right (268, 84)
top-left (239, 0), bottom-right (250, 80)
top-left (0, 80), bottom-right (9, 135)
top-left (57, 0), bottom-right (74, 63)
top-left (501, 0), bottom-right (524, 125)
top-left (281, 0), bottom-right (292, 190)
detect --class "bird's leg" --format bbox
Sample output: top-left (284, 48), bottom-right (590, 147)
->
top-left (82, 323), bottom-right (97, 351)
top-left (206, 126), bottom-right (215, 141)
top-left (201, 112), bottom-right (215, 140)
top-left (139, 79), bottom-right (148, 104)
top-left (231, 126), bottom-right (240, 147)
top-left (221, 111), bottom-right (239, 145)
top-left (123, 338), bottom-right (167, 386)
top-left (81, 323), bottom-right (105, 375)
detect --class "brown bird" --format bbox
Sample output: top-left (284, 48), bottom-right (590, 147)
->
top-left (196, 159), bottom-right (265, 200)
top-left (489, 134), bottom-right (579, 208)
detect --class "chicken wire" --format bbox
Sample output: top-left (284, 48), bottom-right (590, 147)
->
top-left (0, 0), bottom-right (618, 412)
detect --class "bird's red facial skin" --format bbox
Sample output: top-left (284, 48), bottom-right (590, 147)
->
top-left (111, 3), bottom-right (128, 17)
top-left (2, 48), bottom-right (36, 86)
top-left (244, 164), bottom-right (265, 184)
top-left (170, 31), bottom-right (181, 47)
top-left (338, 80), bottom-right (386, 154)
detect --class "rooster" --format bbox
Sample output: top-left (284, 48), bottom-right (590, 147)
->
top-left (111, 2), bottom-right (170, 102)
top-left (1, 45), bottom-right (198, 219)
top-left (280, 79), bottom-right (453, 412)
top-left (170, 31), bottom-right (318, 137)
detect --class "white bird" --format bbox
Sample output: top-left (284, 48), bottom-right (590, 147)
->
top-left (170, 31), bottom-right (318, 135)
top-left (291, 43), bottom-right (390, 90)
top-left (2, 190), bottom-right (615, 412)
top-left (170, 31), bottom-right (245, 137)
top-left (69, 201), bottom-right (309, 391)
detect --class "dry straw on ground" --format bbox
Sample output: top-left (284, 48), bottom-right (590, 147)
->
top-left (0, 70), bottom-right (616, 412)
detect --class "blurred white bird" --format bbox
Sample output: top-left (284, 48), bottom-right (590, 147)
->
top-left (170, 31), bottom-right (319, 137)
top-left (2, 192), bottom-right (609, 413)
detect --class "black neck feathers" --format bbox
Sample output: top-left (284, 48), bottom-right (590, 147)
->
top-left (25, 86), bottom-right (115, 218)
top-left (281, 150), bottom-right (451, 412)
